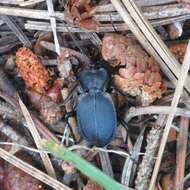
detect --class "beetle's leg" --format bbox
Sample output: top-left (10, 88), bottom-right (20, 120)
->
top-left (61, 123), bottom-right (70, 146)
top-left (120, 118), bottom-right (128, 131)
top-left (60, 111), bottom-right (76, 146)
top-left (59, 83), bottom-right (79, 107)
top-left (110, 85), bottom-right (137, 107)
top-left (63, 111), bottom-right (80, 144)
top-left (65, 111), bottom-right (76, 119)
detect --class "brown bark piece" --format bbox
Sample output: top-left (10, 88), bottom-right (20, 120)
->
top-left (27, 89), bottom-right (64, 125)
top-left (3, 151), bottom-right (44, 190)
top-left (175, 117), bottom-right (189, 190)
top-left (83, 180), bottom-right (103, 190)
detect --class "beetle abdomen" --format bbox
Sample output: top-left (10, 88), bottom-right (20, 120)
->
top-left (76, 93), bottom-right (117, 147)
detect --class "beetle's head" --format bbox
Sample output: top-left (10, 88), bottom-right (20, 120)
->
top-left (78, 68), bottom-right (109, 92)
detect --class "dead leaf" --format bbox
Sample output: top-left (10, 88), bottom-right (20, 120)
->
top-left (83, 180), bottom-right (103, 190)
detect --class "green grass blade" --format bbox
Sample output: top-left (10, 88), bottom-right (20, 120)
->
top-left (42, 140), bottom-right (129, 190)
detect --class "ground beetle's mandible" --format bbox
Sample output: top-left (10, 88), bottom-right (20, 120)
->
top-left (76, 68), bottom-right (117, 147)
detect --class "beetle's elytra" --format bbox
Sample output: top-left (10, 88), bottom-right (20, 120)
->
top-left (76, 68), bottom-right (117, 147)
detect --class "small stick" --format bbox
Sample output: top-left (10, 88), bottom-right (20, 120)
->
top-left (135, 115), bottom-right (166, 190)
top-left (125, 106), bottom-right (190, 122)
top-left (175, 117), bottom-right (189, 190)
top-left (149, 40), bottom-right (190, 190)
top-left (40, 41), bottom-right (91, 66)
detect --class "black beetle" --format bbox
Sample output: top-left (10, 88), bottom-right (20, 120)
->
top-left (76, 68), bottom-right (117, 147)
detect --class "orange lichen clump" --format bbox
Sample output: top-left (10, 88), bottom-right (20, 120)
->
top-left (102, 34), bottom-right (166, 105)
top-left (169, 41), bottom-right (187, 63)
top-left (16, 47), bottom-right (50, 94)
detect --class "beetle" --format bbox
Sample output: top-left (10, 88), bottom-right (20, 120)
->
top-left (76, 68), bottom-right (117, 147)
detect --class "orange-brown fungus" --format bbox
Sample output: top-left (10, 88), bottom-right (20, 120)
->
top-left (102, 33), bottom-right (166, 105)
top-left (16, 47), bottom-right (50, 94)
top-left (169, 41), bottom-right (188, 63)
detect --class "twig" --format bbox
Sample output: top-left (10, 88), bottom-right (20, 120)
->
top-left (125, 106), bottom-right (190, 122)
top-left (40, 41), bottom-right (91, 66)
top-left (18, 97), bottom-right (57, 179)
top-left (0, 147), bottom-right (71, 190)
top-left (149, 40), bottom-right (190, 190)
top-left (175, 117), bottom-right (189, 190)
top-left (135, 115), bottom-right (166, 190)
top-left (46, 0), bottom-right (60, 55)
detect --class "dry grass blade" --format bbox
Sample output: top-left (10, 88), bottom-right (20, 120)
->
top-left (0, 147), bottom-right (71, 190)
top-left (149, 40), bottom-right (190, 189)
top-left (122, 128), bottom-right (144, 186)
top-left (1, 15), bottom-right (31, 47)
top-left (175, 117), bottom-right (189, 190)
top-left (46, 0), bottom-right (60, 55)
top-left (99, 151), bottom-right (114, 178)
top-left (135, 0), bottom-right (175, 6)
top-left (0, 5), bottom-right (190, 23)
top-left (19, 0), bottom-right (45, 6)
top-left (24, 13), bottom-right (190, 33)
top-left (18, 97), bottom-right (57, 179)
top-left (0, 90), bottom-right (59, 142)
top-left (95, 4), bottom-right (190, 22)
top-left (96, 1), bottom-right (176, 12)
top-left (0, 0), bottom-right (24, 5)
